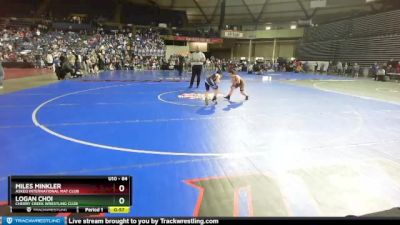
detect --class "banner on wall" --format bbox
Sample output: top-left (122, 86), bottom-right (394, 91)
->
top-left (173, 36), bottom-right (223, 44)
top-left (223, 30), bottom-right (244, 38)
top-left (188, 42), bottom-right (208, 52)
top-left (310, 0), bottom-right (327, 8)
top-left (165, 45), bottom-right (190, 59)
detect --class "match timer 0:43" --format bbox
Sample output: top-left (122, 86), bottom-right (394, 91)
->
top-left (8, 176), bottom-right (132, 214)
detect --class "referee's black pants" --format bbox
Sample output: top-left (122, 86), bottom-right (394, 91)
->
top-left (189, 65), bottom-right (202, 88)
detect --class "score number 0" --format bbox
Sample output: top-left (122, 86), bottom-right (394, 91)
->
top-left (118, 184), bottom-right (125, 204)
top-left (108, 177), bottom-right (129, 205)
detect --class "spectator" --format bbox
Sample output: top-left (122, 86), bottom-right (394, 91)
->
top-left (177, 54), bottom-right (185, 79)
top-left (397, 61), bottom-right (400, 73)
top-left (375, 64), bottom-right (386, 81)
top-left (343, 62), bottom-right (348, 75)
top-left (0, 26), bottom-right (166, 74)
top-left (387, 58), bottom-right (397, 69)
top-left (336, 61), bottom-right (343, 75)
top-left (46, 52), bottom-right (53, 69)
top-left (295, 60), bottom-right (304, 73)
top-left (353, 63), bottom-right (360, 78)
top-left (371, 62), bottom-right (379, 79)
top-left (314, 62), bottom-right (318, 73)
top-left (386, 64), bottom-right (393, 74)
top-left (0, 59), bottom-right (4, 89)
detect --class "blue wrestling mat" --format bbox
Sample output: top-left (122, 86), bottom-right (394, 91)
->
top-left (1, 70), bottom-right (400, 217)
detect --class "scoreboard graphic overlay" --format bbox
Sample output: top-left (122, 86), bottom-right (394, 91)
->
top-left (8, 176), bottom-right (132, 214)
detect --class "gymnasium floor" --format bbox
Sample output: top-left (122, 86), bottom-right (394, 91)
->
top-left (1, 70), bottom-right (400, 217)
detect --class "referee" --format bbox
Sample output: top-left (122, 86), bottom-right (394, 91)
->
top-left (189, 47), bottom-right (206, 88)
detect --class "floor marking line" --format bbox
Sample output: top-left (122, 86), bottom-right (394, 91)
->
top-left (303, 139), bottom-right (400, 151)
top-left (2, 114), bottom-right (268, 129)
top-left (313, 82), bottom-right (400, 106)
top-left (233, 186), bottom-right (253, 217)
top-left (183, 180), bottom-right (204, 217)
top-left (0, 105), bottom-right (38, 108)
top-left (8, 93), bottom-right (54, 96)
top-left (0, 125), bottom-right (34, 129)
top-left (0, 158), bottom-right (233, 185)
top-left (312, 80), bottom-right (355, 82)
top-left (0, 102), bottom-right (153, 108)
top-left (31, 85), bottom-right (266, 157)
top-left (42, 114), bottom-right (267, 127)
top-left (30, 83), bottom-right (400, 157)
top-left (158, 90), bottom-right (203, 107)
top-left (5, 108), bottom-right (395, 129)
top-left (375, 87), bottom-right (400, 93)
top-left (0, 157), bottom-right (224, 182)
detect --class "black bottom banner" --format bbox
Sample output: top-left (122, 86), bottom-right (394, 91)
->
top-left (2, 217), bottom-right (400, 225)
top-left (66, 217), bottom-right (400, 225)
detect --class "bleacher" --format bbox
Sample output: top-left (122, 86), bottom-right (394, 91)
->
top-left (49, 0), bottom-right (115, 21)
top-left (120, 5), bottom-right (185, 27)
top-left (351, 10), bottom-right (400, 38)
top-left (296, 40), bottom-right (339, 62)
top-left (5, 18), bottom-right (35, 29)
top-left (298, 34), bottom-right (400, 67)
top-left (303, 20), bottom-right (349, 42)
top-left (0, 18), bottom-right (8, 30)
top-left (0, 0), bottom-right (38, 18)
top-left (297, 9), bottom-right (400, 68)
top-left (337, 34), bottom-right (400, 67)
top-left (52, 22), bottom-right (92, 31)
